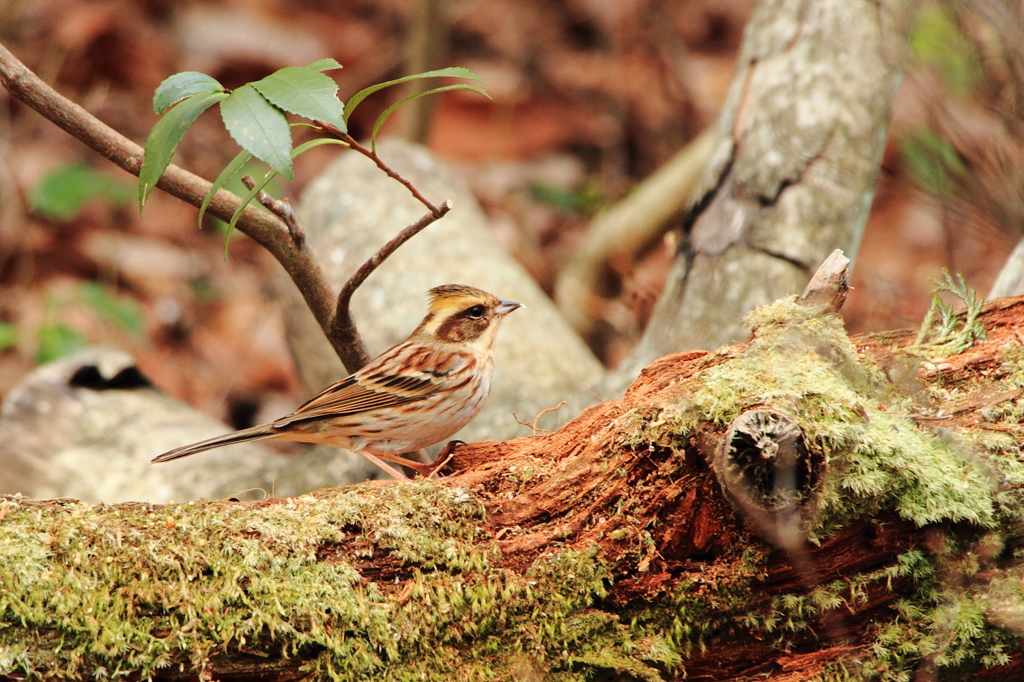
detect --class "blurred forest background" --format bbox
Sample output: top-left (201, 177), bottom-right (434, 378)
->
top-left (0, 0), bottom-right (1020, 435)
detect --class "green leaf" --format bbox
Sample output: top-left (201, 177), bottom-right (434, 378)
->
top-left (529, 179), bottom-right (603, 215)
top-left (36, 324), bottom-right (87, 365)
top-left (290, 137), bottom-right (350, 158)
top-left (189, 277), bottom-right (218, 301)
top-left (369, 83), bottom-right (490, 151)
top-left (307, 58), bottom-right (343, 72)
top-left (0, 321), bottom-right (17, 353)
top-left (251, 66), bottom-right (346, 131)
top-left (153, 72), bottom-right (224, 114)
top-left (31, 163), bottom-right (134, 220)
top-left (224, 169), bottom-right (279, 258)
top-left (79, 282), bottom-right (143, 335)
top-left (198, 150), bottom-right (253, 229)
top-left (139, 90), bottom-right (228, 211)
top-left (220, 85), bottom-right (294, 180)
top-left (344, 66), bottom-right (486, 123)
top-left (910, 7), bottom-right (981, 98)
top-left (899, 128), bottom-right (965, 196)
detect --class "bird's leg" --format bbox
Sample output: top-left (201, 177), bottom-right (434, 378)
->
top-left (359, 453), bottom-right (410, 480)
top-left (365, 452), bottom-right (435, 478)
top-left (363, 441), bottom-right (467, 479)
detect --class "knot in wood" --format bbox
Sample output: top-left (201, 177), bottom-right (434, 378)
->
top-left (715, 409), bottom-right (817, 518)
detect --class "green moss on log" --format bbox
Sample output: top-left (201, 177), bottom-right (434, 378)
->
top-left (0, 484), bottom-right (678, 680)
top-left (4, 298), bottom-right (1024, 681)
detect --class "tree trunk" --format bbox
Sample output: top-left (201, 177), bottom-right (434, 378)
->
top-left (614, 0), bottom-right (918, 387)
top-left (4, 277), bottom-right (1024, 680)
top-left (991, 236), bottom-right (1024, 299)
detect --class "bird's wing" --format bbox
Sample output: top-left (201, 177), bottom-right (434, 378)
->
top-left (274, 342), bottom-right (471, 426)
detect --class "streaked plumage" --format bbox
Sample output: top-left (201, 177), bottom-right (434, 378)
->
top-left (152, 285), bottom-right (520, 479)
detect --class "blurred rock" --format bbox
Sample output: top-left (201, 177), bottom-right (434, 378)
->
top-left (0, 348), bottom-right (365, 503)
top-left (284, 138), bottom-right (604, 457)
top-left (173, 6), bottom-right (326, 74)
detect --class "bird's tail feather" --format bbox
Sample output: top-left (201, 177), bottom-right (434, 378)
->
top-left (152, 424), bottom-right (277, 463)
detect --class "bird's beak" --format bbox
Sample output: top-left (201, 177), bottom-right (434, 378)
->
top-left (496, 300), bottom-right (521, 316)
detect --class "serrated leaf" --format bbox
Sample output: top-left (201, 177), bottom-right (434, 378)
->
top-left (344, 67), bottom-right (486, 123)
top-left (153, 72), bottom-right (224, 114)
top-left (139, 90), bottom-right (228, 212)
top-left (220, 85), bottom-right (294, 180)
top-left (307, 58), bottom-right (343, 72)
top-left (198, 149), bottom-right (252, 229)
top-left (224, 169), bottom-right (279, 258)
top-left (251, 66), bottom-right (346, 131)
top-left (370, 83), bottom-right (490, 152)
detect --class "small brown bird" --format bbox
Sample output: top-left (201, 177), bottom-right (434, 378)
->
top-left (152, 285), bottom-right (520, 479)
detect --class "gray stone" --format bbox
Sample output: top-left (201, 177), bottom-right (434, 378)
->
top-left (0, 348), bottom-right (363, 503)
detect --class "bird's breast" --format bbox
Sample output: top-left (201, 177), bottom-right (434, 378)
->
top-left (358, 357), bottom-right (493, 455)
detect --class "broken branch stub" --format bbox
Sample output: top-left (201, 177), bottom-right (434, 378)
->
top-left (797, 248), bottom-right (850, 314)
top-left (713, 408), bottom-right (823, 548)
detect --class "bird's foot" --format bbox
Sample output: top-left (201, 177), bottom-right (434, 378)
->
top-left (365, 441), bottom-right (466, 480)
top-left (425, 440), bottom-right (464, 479)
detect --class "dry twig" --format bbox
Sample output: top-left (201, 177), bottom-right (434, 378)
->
top-left (310, 121), bottom-right (454, 370)
top-left (513, 401), bottom-right (567, 436)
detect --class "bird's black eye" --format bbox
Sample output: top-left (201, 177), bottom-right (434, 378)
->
top-left (466, 305), bottom-right (485, 319)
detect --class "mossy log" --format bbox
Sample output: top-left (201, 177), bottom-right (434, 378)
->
top-left (4, 294), bottom-right (1024, 681)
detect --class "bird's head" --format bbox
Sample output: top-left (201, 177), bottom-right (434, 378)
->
top-left (412, 284), bottom-right (520, 349)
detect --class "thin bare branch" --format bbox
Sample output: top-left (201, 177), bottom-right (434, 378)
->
top-left (317, 122), bottom-right (443, 216)
top-left (330, 201), bottom-right (453, 371)
top-left (554, 128), bottom-right (715, 344)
